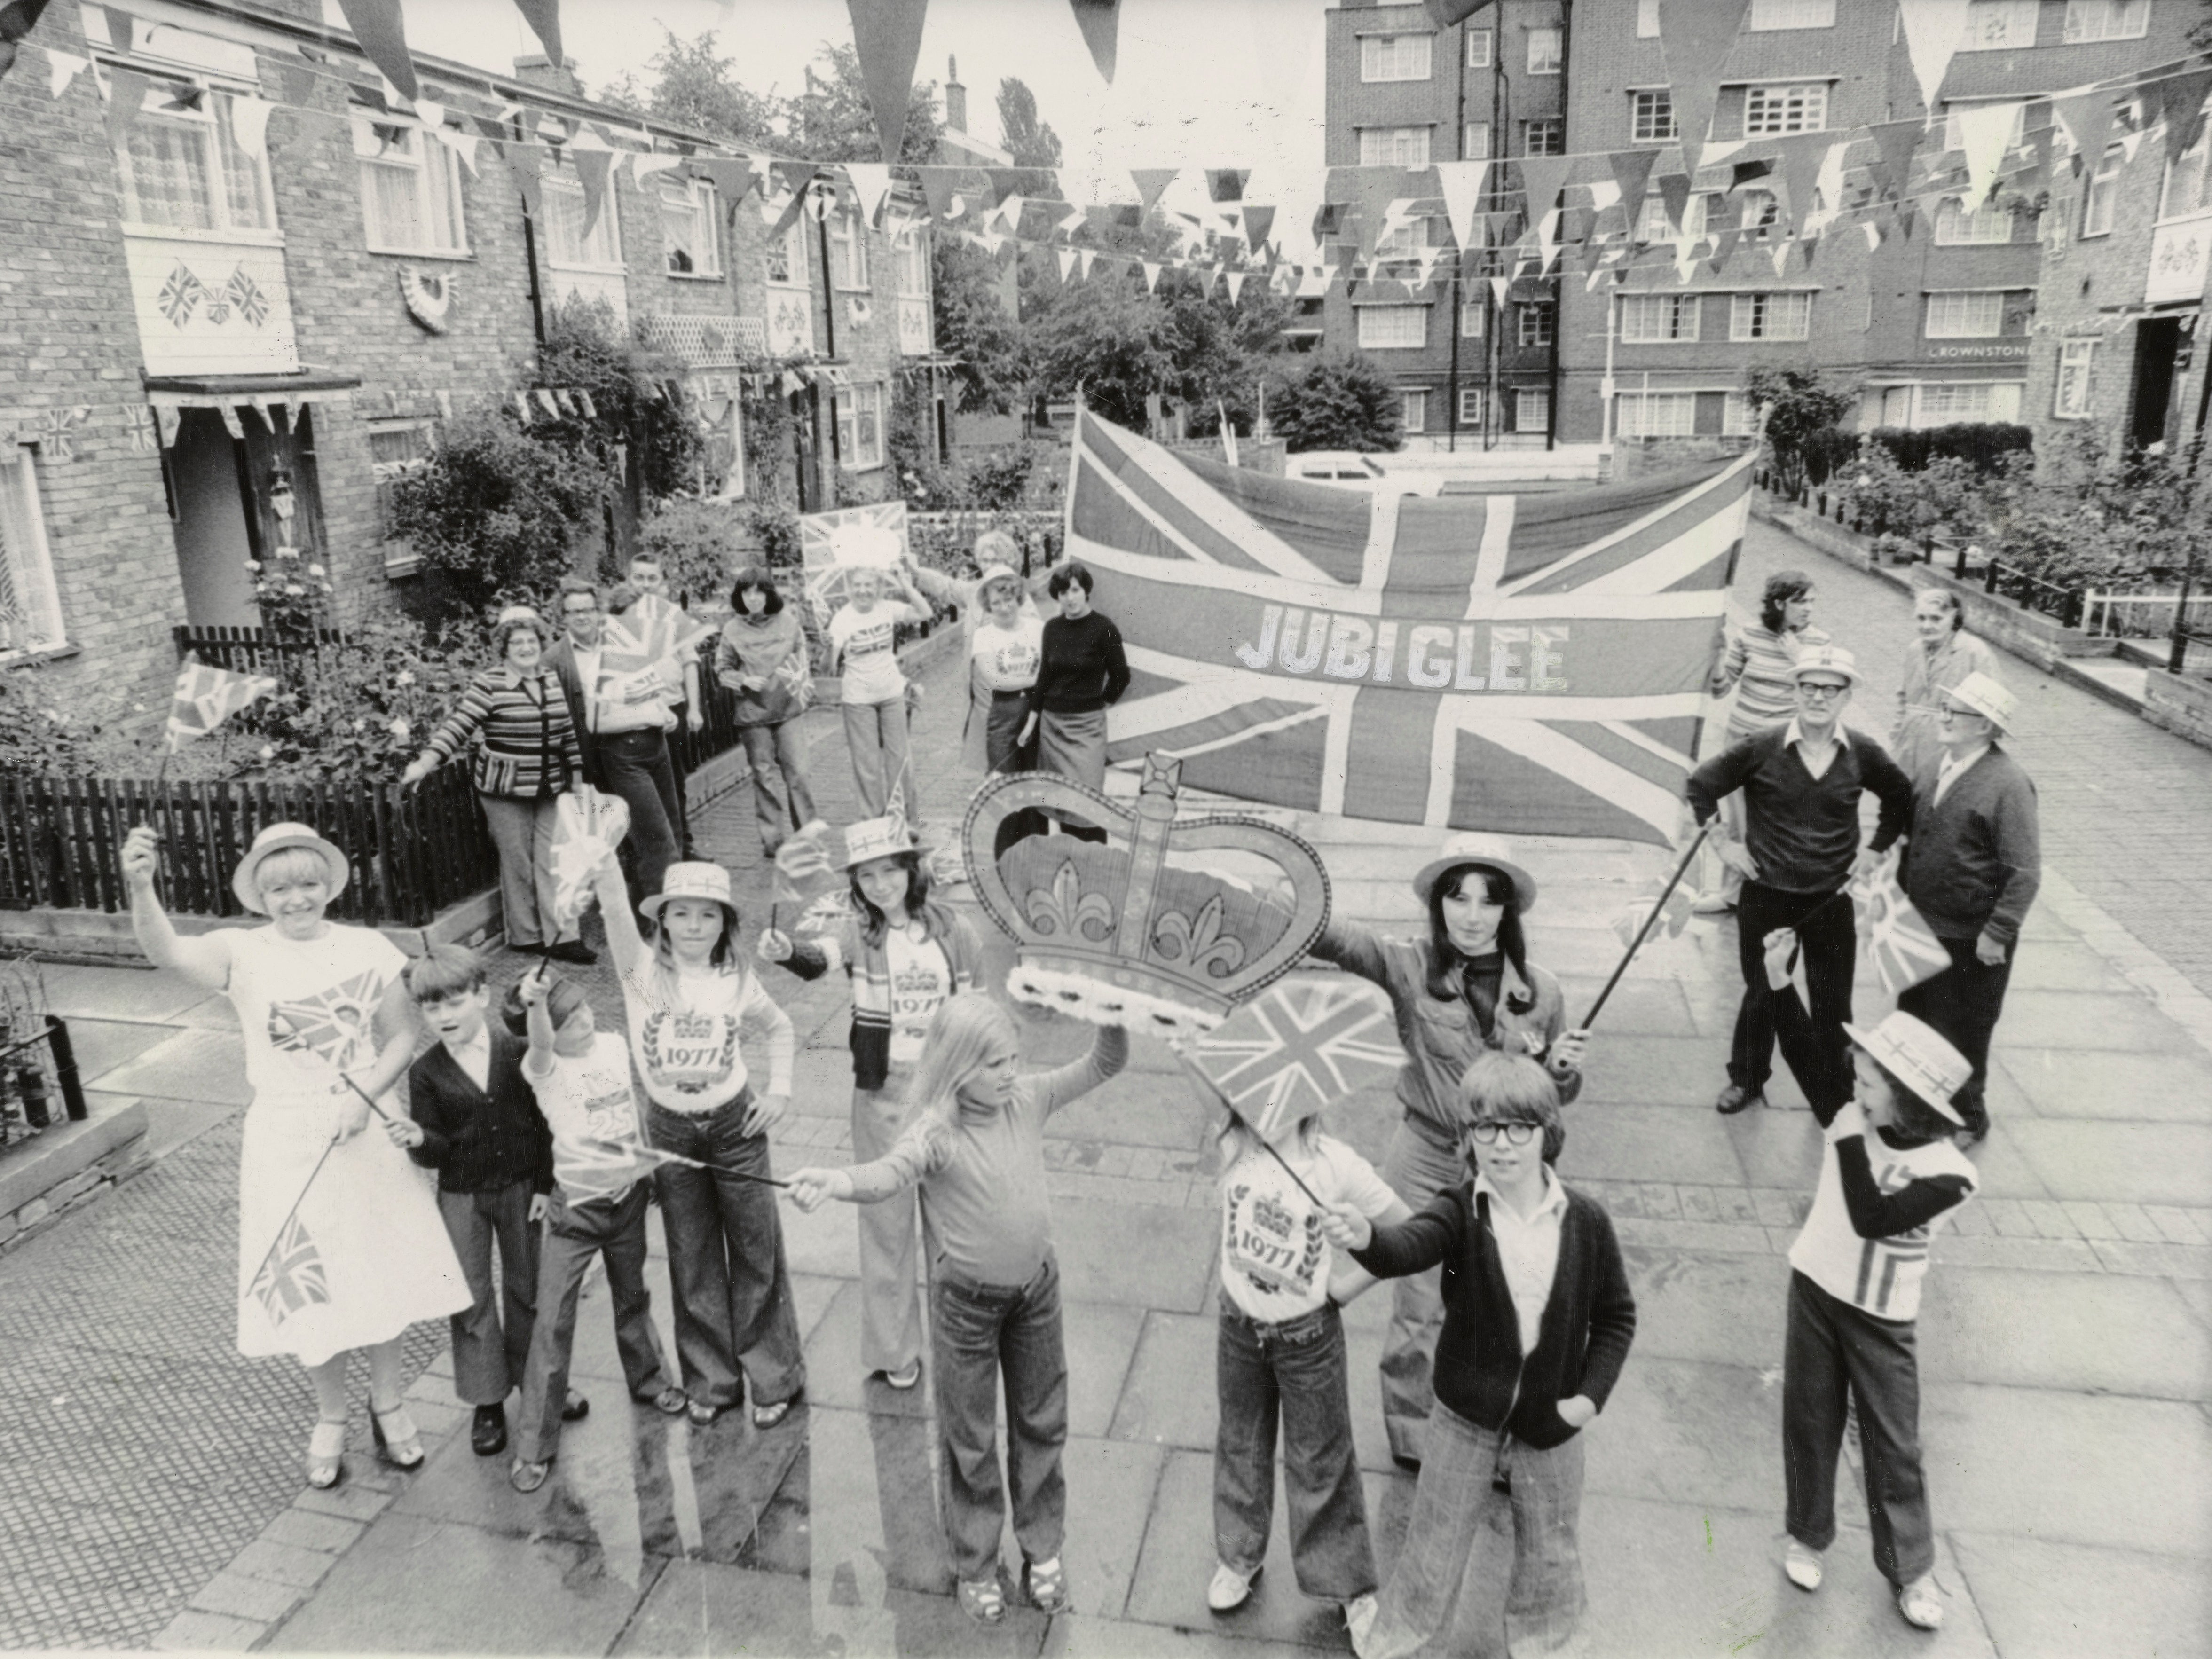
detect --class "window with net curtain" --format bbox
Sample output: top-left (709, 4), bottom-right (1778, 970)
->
top-left (830, 208), bottom-right (869, 289)
top-left (354, 118), bottom-right (466, 254)
top-left (837, 384), bottom-right (885, 469)
top-left (0, 449), bottom-right (64, 653)
top-left (1732, 291), bottom-right (1812, 340)
top-left (544, 178), bottom-right (621, 267)
top-left (1357, 305), bottom-right (1428, 349)
top-left (765, 217), bottom-right (806, 285)
top-left (1361, 33), bottom-right (1431, 82)
top-left (1924, 290), bottom-right (2006, 338)
top-left (118, 88), bottom-right (272, 232)
top-left (1936, 196), bottom-right (2014, 244)
top-left (2161, 107), bottom-right (2212, 221)
top-left (660, 178), bottom-right (720, 276)
top-left (1618, 391), bottom-right (1698, 437)
top-left (1359, 126), bottom-right (1432, 168)
top-left (1620, 293), bottom-right (1701, 342)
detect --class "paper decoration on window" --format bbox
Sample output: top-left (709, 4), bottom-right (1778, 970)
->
top-left (227, 266), bottom-right (270, 329)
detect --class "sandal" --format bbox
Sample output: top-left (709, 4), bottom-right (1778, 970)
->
top-left (635, 1385), bottom-right (689, 1416)
top-left (751, 1393), bottom-right (800, 1431)
top-left (370, 1400), bottom-right (424, 1470)
top-left (1897, 1575), bottom-right (1944, 1630)
top-left (305, 1419), bottom-right (347, 1491)
top-left (510, 1456), bottom-right (551, 1494)
top-left (957, 1576), bottom-right (1006, 1625)
top-left (1024, 1556), bottom-right (1069, 1614)
top-left (883, 1361), bottom-right (921, 1391)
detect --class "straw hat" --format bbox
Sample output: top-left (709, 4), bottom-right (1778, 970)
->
top-left (638, 861), bottom-right (739, 922)
top-left (232, 822), bottom-right (350, 914)
top-left (1842, 1011), bottom-right (1971, 1122)
top-left (1409, 832), bottom-right (1538, 915)
top-left (975, 561), bottom-right (1024, 601)
top-left (842, 816), bottom-right (919, 869)
top-left (1790, 644), bottom-right (1860, 685)
top-left (1945, 670), bottom-right (2016, 732)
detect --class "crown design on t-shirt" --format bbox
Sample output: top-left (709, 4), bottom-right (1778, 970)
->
top-left (1250, 1191), bottom-right (1297, 1241)
top-left (962, 752), bottom-right (1331, 1037)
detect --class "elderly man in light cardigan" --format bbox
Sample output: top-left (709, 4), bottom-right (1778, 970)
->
top-left (1895, 671), bottom-right (2040, 1145)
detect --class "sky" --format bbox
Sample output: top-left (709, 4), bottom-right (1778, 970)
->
top-left (380, 0), bottom-right (1331, 215)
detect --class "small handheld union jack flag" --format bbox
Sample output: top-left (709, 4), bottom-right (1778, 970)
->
top-left (1849, 857), bottom-right (1953, 999)
top-left (1186, 977), bottom-right (1405, 1143)
top-left (164, 656), bottom-right (276, 753)
top-left (249, 1212), bottom-right (330, 1326)
top-left (771, 819), bottom-right (837, 914)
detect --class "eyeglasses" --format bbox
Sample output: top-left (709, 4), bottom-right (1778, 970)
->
top-left (1467, 1122), bottom-right (1539, 1146)
top-left (1796, 681), bottom-right (1849, 700)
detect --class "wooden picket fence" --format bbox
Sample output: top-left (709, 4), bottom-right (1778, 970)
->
top-left (0, 766), bottom-right (498, 928)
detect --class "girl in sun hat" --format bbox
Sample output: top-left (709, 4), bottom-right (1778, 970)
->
top-left (756, 816), bottom-right (988, 1390)
top-left (1780, 1009), bottom-right (1978, 1633)
top-left (120, 821), bottom-right (469, 1491)
top-left (1307, 831), bottom-right (1590, 1470)
top-left (581, 850), bottom-right (806, 1430)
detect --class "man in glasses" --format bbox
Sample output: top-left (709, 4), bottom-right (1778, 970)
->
top-left (1686, 645), bottom-right (1915, 1119)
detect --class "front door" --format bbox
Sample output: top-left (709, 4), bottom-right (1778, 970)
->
top-left (2130, 317), bottom-right (2182, 449)
top-left (167, 406), bottom-right (327, 629)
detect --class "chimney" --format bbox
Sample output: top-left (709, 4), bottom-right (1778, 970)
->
top-left (512, 54), bottom-right (580, 96)
top-left (944, 54), bottom-right (966, 134)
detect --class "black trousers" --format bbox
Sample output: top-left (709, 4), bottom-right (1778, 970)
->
top-left (1732, 881), bottom-right (1856, 1114)
top-left (1895, 934), bottom-right (2013, 1136)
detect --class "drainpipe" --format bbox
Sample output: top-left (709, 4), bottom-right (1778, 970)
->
top-left (513, 114), bottom-right (545, 345)
top-left (1546, 0), bottom-right (1567, 451)
top-left (1448, 15), bottom-right (1469, 453)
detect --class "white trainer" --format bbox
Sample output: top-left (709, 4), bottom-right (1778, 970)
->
top-left (1785, 1540), bottom-right (1824, 1592)
top-left (1206, 1562), bottom-right (1258, 1612)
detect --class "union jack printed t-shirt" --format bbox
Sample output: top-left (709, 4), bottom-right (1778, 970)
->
top-left (829, 601), bottom-right (918, 706)
top-left (527, 1031), bottom-right (648, 1203)
top-left (1218, 1134), bottom-right (1399, 1323)
top-left (1789, 1108), bottom-right (1977, 1322)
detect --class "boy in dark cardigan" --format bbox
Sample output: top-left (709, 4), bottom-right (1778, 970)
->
top-left (384, 946), bottom-right (558, 1458)
top-left (1324, 1051), bottom-right (1636, 1659)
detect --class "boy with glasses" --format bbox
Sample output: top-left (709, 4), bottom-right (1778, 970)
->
top-left (1686, 646), bottom-right (1915, 1119)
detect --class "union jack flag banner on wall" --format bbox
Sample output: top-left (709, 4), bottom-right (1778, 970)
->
top-left (1069, 409), bottom-right (1752, 844)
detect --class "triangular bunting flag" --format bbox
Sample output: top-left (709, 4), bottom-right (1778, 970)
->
top-left (1070, 0), bottom-right (1119, 83)
top-left (1436, 158), bottom-right (1489, 250)
top-left (228, 94), bottom-right (272, 161)
top-left (333, 0), bottom-right (419, 105)
top-left (2053, 88), bottom-right (2118, 164)
top-left (1656, 171), bottom-right (1692, 237)
top-left (1518, 153), bottom-right (1572, 224)
top-left (102, 64), bottom-right (151, 152)
top-left (1208, 168), bottom-right (1250, 202)
top-left (1056, 247), bottom-right (1075, 280)
top-left (1141, 259), bottom-right (1160, 291)
top-left (917, 165), bottom-right (962, 221)
top-left (1132, 168), bottom-right (1177, 211)
top-left (1762, 130), bottom-right (1829, 230)
top-left (846, 159), bottom-right (893, 224)
top-left (1955, 101), bottom-right (2021, 207)
top-left (1242, 204), bottom-right (1275, 252)
top-left (1657, 0), bottom-right (1749, 176)
top-left (1898, 0), bottom-right (1971, 116)
top-left (1606, 149), bottom-right (1657, 231)
top-left (512, 0), bottom-right (562, 72)
top-left (47, 47), bottom-right (87, 99)
top-left (499, 138), bottom-right (545, 223)
top-left (2156, 66), bottom-right (2212, 164)
top-left (1225, 270), bottom-right (1245, 304)
top-left (844, 0), bottom-right (930, 162)
top-left (1866, 117), bottom-right (1926, 202)
top-left (572, 147), bottom-right (613, 238)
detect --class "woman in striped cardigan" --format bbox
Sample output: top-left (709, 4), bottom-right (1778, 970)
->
top-left (402, 607), bottom-right (590, 961)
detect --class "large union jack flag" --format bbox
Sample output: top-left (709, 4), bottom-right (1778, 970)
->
top-left (1069, 409), bottom-right (1750, 844)
top-left (1186, 976), bottom-right (1405, 1141)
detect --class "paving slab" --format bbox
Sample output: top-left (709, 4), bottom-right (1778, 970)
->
top-left (1551, 975), bottom-right (1701, 1038)
top-left (1583, 1356), bottom-right (1782, 1514)
top-left (2002, 942), bottom-right (2133, 994)
top-left (84, 1027), bottom-right (251, 1108)
top-left (52, 1015), bottom-right (174, 1085)
top-left (1052, 1197), bottom-right (1217, 1313)
top-left (1055, 1436), bottom-right (1168, 1623)
top-left (1107, 1310), bottom-right (1216, 1454)
top-left (1554, 1104), bottom-right (1750, 1187)
top-left (2005, 1120), bottom-right (2212, 1209)
top-left (1576, 1034), bottom-right (1742, 1108)
top-left (1995, 1047), bottom-right (2212, 1123)
top-left (1046, 1072), bottom-right (1215, 1150)
top-left (1992, 991), bottom-right (2203, 1054)
top-left (1917, 1269), bottom-right (2212, 1398)
top-left (39, 964), bottom-right (218, 1024)
top-left (1949, 1532), bottom-right (2212, 1659)
top-left (1616, 1248), bottom-right (1791, 1367)
top-left (614, 1555), bottom-right (1047, 1659)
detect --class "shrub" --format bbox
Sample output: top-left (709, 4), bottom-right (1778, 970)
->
top-left (1868, 422), bottom-right (2031, 475)
top-left (638, 497), bottom-right (755, 605)
top-left (239, 613), bottom-right (490, 781)
top-left (1269, 352), bottom-right (1403, 453)
top-left (1799, 426), bottom-right (1859, 488)
top-left (1747, 366), bottom-right (1858, 495)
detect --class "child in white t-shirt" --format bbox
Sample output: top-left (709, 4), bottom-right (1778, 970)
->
top-left (1206, 1098), bottom-right (1409, 1629)
top-left (508, 970), bottom-right (680, 1493)
top-left (827, 551), bottom-right (933, 824)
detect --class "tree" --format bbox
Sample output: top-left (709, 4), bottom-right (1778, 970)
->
top-left (1746, 364), bottom-right (1858, 496)
top-left (997, 77), bottom-right (1062, 168)
top-left (598, 31), bottom-right (782, 148)
top-left (1267, 353), bottom-right (1403, 453)
top-left (932, 235), bottom-right (1025, 414)
top-left (793, 42), bottom-right (943, 163)
top-left (1026, 278), bottom-right (1179, 430)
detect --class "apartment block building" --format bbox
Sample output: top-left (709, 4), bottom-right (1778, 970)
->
top-left (1321, 0), bottom-right (1567, 445)
top-left (1559, 0), bottom-right (2190, 447)
top-left (0, 0), bottom-right (943, 715)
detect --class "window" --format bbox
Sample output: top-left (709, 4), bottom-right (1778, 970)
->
top-left (543, 177), bottom-right (620, 268)
top-left (1637, 0), bottom-right (1659, 36)
top-left (1620, 292), bottom-right (1701, 341)
top-left (1458, 386), bottom-right (1486, 424)
top-left (1359, 126), bottom-right (1433, 168)
top-left (837, 383), bottom-right (885, 469)
top-left (828, 207), bottom-right (868, 290)
top-left (1749, 0), bottom-right (1836, 25)
top-left (115, 84), bottom-right (274, 234)
top-left (1377, 217), bottom-right (1431, 261)
top-left (1631, 89), bottom-right (1677, 143)
top-left (1618, 391), bottom-right (1698, 437)
top-left (1514, 388), bottom-right (1551, 433)
top-left (1738, 188), bottom-right (1781, 236)
top-left (2162, 114), bottom-right (2212, 220)
top-left (0, 447), bottom-right (64, 654)
top-left (1522, 118), bottom-right (1566, 156)
top-left (765, 216), bottom-right (806, 285)
top-left (1527, 26), bottom-right (1562, 73)
top-left (894, 228), bottom-right (929, 298)
top-left (1362, 33), bottom-right (1433, 81)
top-left (1636, 191), bottom-right (1703, 240)
top-left (1936, 196), bottom-right (2015, 243)
top-left (353, 117), bottom-right (464, 254)
top-left (1925, 290), bottom-right (2006, 337)
top-left (659, 177), bottom-right (721, 276)
top-left (1357, 305), bottom-right (1428, 349)
top-left (2055, 339), bottom-right (2097, 418)
top-left (1917, 382), bottom-right (2017, 423)
top-left (1517, 301), bottom-right (1555, 347)
top-left (1401, 389), bottom-right (1429, 432)
top-left (1466, 29), bottom-right (1493, 66)
top-left (1731, 291), bottom-right (1812, 339)
top-left (1464, 123), bottom-right (1492, 159)
top-left (2064, 0), bottom-right (2149, 42)
top-left (1460, 298), bottom-right (1486, 337)
top-left (1723, 392), bottom-right (1754, 435)
top-left (1743, 83), bottom-right (1828, 135)
top-left (370, 419), bottom-right (436, 539)
top-left (1961, 0), bottom-right (2039, 48)
top-left (2082, 142), bottom-right (2123, 235)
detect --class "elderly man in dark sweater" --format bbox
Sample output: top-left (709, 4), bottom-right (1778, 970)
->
top-left (1687, 645), bottom-right (1915, 1118)
top-left (1896, 673), bottom-right (2039, 1142)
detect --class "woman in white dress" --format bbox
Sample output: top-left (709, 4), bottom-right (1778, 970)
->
top-left (122, 821), bottom-right (470, 1491)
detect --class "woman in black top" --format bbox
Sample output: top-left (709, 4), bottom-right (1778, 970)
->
top-left (1019, 561), bottom-right (1129, 841)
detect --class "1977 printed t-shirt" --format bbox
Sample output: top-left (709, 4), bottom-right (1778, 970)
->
top-left (619, 962), bottom-right (794, 1114)
top-left (526, 1031), bottom-right (648, 1203)
top-left (883, 922), bottom-right (953, 1068)
top-left (1219, 1133), bottom-right (1400, 1322)
top-left (829, 601), bottom-right (918, 707)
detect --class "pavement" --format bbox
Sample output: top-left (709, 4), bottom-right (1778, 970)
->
top-left (0, 515), bottom-right (2207, 1657)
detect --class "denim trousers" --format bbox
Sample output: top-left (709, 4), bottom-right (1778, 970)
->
top-left (842, 696), bottom-right (915, 824)
top-left (1214, 1296), bottom-right (1378, 1602)
top-left (1895, 934), bottom-right (2014, 1136)
top-left (648, 1094), bottom-right (806, 1411)
top-left (477, 794), bottom-right (574, 949)
top-left (1783, 1270), bottom-right (1935, 1585)
top-left (1364, 1400), bottom-right (1589, 1659)
top-left (437, 1180), bottom-right (540, 1406)
top-left (929, 1249), bottom-right (1068, 1582)
top-left (737, 719), bottom-right (818, 857)
top-left (597, 728), bottom-right (683, 904)
top-left (514, 1182), bottom-right (670, 1463)
top-left (1732, 881), bottom-right (1858, 1114)
top-left (1377, 1114), bottom-right (1468, 1463)
top-left (853, 1073), bottom-right (924, 1377)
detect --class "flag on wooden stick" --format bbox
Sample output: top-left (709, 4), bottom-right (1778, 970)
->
top-left (164, 657), bottom-right (275, 752)
top-left (547, 786), bottom-right (629, 928)
top-left (1849, 857), bottom-right (1952, 999)
top-left (1185, 977), bottom-right (1403, 1142)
